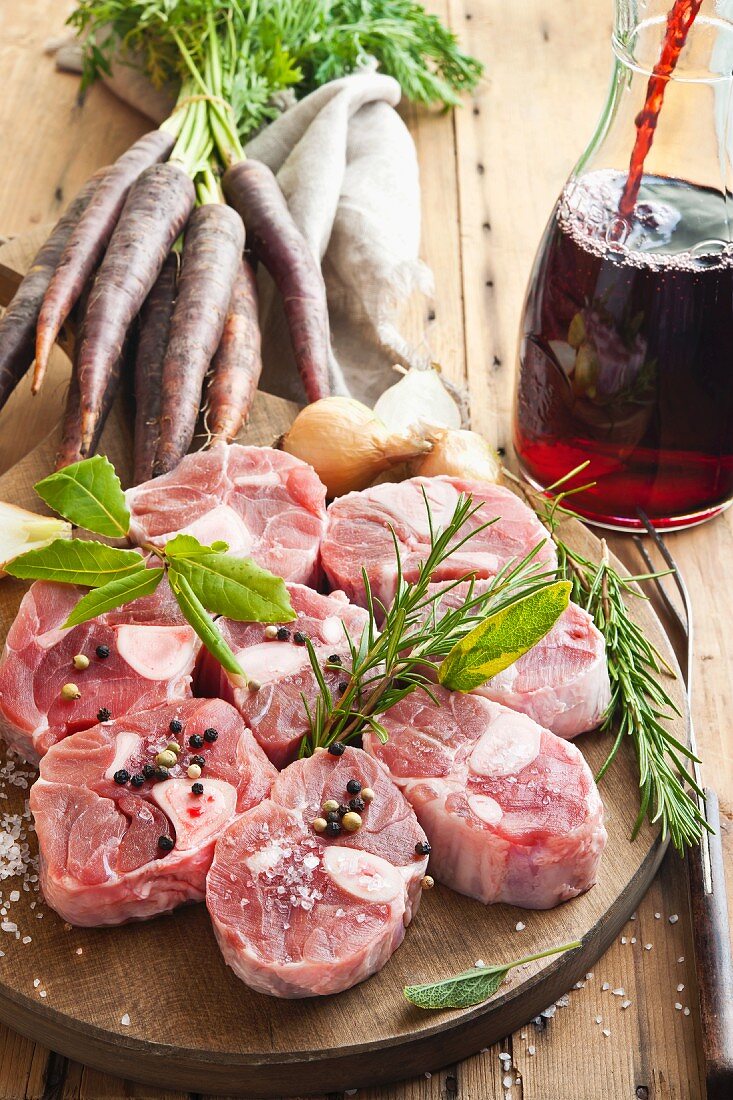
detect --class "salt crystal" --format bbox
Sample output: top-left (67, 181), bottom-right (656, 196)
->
top-left (594, 1016), bottom-right (602, 1024)
top-left (684, 1007), bottom-right (690, 1016)
top-left (629, 913), bottom-right (636, 920)
top-left (1, 921), bottom-right (16, 933)
top-left (621, 1000), bottom-right (631, 1010)
top-left (602, 982), bottom-right (610, 991)
top-left (499, 1053), bottom-right (511, 1063)
top-left (33, 979), bottom-right (40, 988)
top-left (586, 972), bottom-right (594, 980)
top-left (424, 1072), bottom-right (431, 1079)
top-left (9, 891), bottom-right (18, 903)
top-left (678, 956), bottom-right (685, 963)
top-left (528, 1046), bottom-right (536, 1056)
top-left (540, 1005), bottom-right (556, 1019)
top-left (475, 959), bottom-right (486, 968)
top-left (39, 991), bottom-right (46, 999)
top-left (22, 936), bottom-right (31, 944)
top-left (503, 1075), bottom-right (513, 1088)
top-left (303, 854), bottom-right (319, 871)
top-left (345, 1091), bottom-right (357, 1096)
top-left (612, 988), bottom-right (625, 997)
top-left (645, 944), bottom-right (653, 951)
top-left (669, 914), bottom-right (679, 924)
top-left (655, 912), bottom-right (661, 919)
top-left (520, 1033), bottom-right (526, 1040)
top-left (677, 984), bottom-right (684, 992)
top-left (121, 1013), bottom-right (130, 1026)
top-left (675, 1002), bottom-right (682, 1011)
top-left (76, 948), bottom-right (83, 956)
top-left (515, 921), bottom-right (525, 932)
top-left (602, 1029), bottom-right (610, 1037)
top-left (631, 938), bottom-right (637, 944)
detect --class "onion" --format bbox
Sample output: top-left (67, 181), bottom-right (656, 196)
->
top-left (373, 365), bottom-right (461, 436)
top-left (282, 397), bottom-right (431, 497)
top-left (410, 429), bottom-right (501, 483)
top-left (0, 503), bottom-right (71, 578)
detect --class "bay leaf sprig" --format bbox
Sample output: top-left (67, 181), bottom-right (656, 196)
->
top-left (404, 940), bottom-right (582, 1010)
top-left (301, 492), bottom-right (564, 754)
top-left (504, 465), bottom-right (709, 854)
top-left (5, 456), bottom-right (295, 677)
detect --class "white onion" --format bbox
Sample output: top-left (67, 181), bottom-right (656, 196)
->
top-left (373, 365), bottom-right (461, 436)
top-left (0, 503), bottom-right (71, 578)
top-left (410, 429), bottom-right (501, 483)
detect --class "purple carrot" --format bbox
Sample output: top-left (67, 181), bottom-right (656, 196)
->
top-left (153, 203), bottom-right (245, 476)
top-left (0, 172), bottom-right (103, 411)
top-left (35, 129), bottom-right (174, 386)
top-left (75, 162), bottom-right (195, 457)
top-left (222, 159), bottom-right (331, 404)
top-left (205, 258), bottom-right (262, 445)
top-left (133, 253), bottom-right (178, 484)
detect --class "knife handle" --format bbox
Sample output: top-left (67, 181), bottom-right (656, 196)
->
top-left (688, 789), bottom-right (733, 1100)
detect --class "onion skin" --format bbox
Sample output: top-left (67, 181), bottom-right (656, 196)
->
top-left (410, 429), bottom-right (501, 483)
top-left (282, 396), bottom-right (430, 498)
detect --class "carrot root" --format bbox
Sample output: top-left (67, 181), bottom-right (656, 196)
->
top-left (205, 258), bottom-right (262, 446)
top-left (153, 203), bottom-right (245, 476)
top-left (222, 158), bottom-right (331, 404)
top-left (35, 129), bottom-right (174, 387)
top-left (76, 161), bottom-right (195, 457)
top-left (132, 253), bottom-right (178, 485)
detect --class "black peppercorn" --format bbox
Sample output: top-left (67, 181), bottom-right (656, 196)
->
top-left (130, 773), bottom-right (145, 788)
top-left (415, 841), bottom-right (431, 856)
top-left (113, 769), bottom-right (130, 785)
top-left (326, 810), bottom-right (340, 824)
top-left (190, 754), bottom-right (205, 767)
top-left (293, 630), bottom-right (307, 645)
top-left (97, 707), bottom-right (111, 722)
top-left (95, 644), bottom-right (110, 659)
top-left (154, 766), bottom-right (170, 781)
top-left (203, 727), bottom-right (219, 743)
top-left (328, 654), bottom-right (342, 665)
top-left (349, 797), bottom-right (365, 813)
top-left (191, 782), bottom-right (204, 795)
top-left (328, 742), bottom-right (345, 756)
top-left (338, 681), bottom-right (348, 695)
top-left (169, 718), bottom-right (183, 734)
top-left (142, 763), bottom-right (155, 779)
top-left (346, 779), bottom-right (362, 795)
top-left (158, 836), bottom-right (174, 851)
top-left (325, 820), bottom-right (341, 837)
top-left (276, 627), bottom-right (291, 641)
top-left (189, 734), bottom-right (204, 749)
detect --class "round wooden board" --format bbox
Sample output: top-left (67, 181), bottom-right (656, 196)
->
top-left (0, 235), bottom-right (686, 1096)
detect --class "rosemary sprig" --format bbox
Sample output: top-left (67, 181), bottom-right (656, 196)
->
top-left (300, 492), bottom-right (557, 755)
top-left (509, 466), bottom-right (709, 854)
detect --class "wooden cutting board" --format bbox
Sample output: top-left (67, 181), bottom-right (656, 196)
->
top-left (0, 232), bottom-right (687, 1096)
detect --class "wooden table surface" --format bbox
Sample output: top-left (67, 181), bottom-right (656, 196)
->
top-left (0, 2), bottom-right (730, 1098)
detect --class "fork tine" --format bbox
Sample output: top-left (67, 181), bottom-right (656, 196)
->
top-left (632, 534), bottom-right (686, 634)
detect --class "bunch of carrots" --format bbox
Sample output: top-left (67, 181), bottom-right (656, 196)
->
top-left (0, 1), bottom-right (482, 484)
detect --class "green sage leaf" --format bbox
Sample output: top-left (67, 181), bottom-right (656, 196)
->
top-left (168, 567), bottom-right (245, 678)
top-left (63, 568), bottom-right (164, 628)
top-left (438, 580), bottom-right (571, 692)
top-left (6, 539), bottom-right (144, 587)
top-left (164, 534), bottom-right (294, 622)
top-left (404, 941), bottom-right (582, 1010)
top-left (34, 455), bottom-right (130, 538)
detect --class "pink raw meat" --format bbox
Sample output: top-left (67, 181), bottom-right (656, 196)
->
top-left (126, 444), bottom-right (327, 586)
top-left (429, 580), bottom-right (611, 738)
top-left (321, 476), bottom-right (557, 613)
top-left (30, 698), bottom-right (276, 926)
top-left (197, 583), bottom-right (369, 768)
top-left (207, 746), bottom-right (428, 997)
top-left (362, 688), bottom-right (606, 909)
top-left (0, 578), bottom-right (199, 764)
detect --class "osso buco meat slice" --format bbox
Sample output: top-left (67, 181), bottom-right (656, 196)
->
top-left (30, 698), bottom-right (276, 926)
top-left (0, 578), bottom-right (199, 764)
top-left (126, 444), bottom-right (327, 586)
top-left (206, 747), bottom-right (429, 998)
top-left (428, 580), bottom-right (611, 738)
top-left (197, 583), bottom-right (369, 768)
top-left (321, 476), bottom-right (557, 614)
top-left (362, 687), bottom-right (606, 909)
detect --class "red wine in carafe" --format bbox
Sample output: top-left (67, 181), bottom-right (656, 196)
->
top-left (515, 170), bottom-right (733, 528)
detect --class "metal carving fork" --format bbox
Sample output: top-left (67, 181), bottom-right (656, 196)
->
top-left (634, 511), bottom-right (733, 1100)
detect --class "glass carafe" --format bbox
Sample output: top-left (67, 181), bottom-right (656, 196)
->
top-left (513, 0), bottom-right (733, 530)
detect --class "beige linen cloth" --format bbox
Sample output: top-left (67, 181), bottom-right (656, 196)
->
top-left (50, 43), bottom-right (434, 405)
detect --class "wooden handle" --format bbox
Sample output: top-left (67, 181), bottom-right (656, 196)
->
top-left (688, 789), bottom-right (733, 1100)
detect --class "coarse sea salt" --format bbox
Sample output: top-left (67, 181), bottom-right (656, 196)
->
top-left (121, 1014), bottom-right (130, 1026)
top-left (669, 914), bottom-right (679, 924)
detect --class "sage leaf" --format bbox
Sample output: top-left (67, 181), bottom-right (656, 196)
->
top-left (35, 455), bottom-right (130, 538)
top-left (438, 580), bottom-right (571, 692)
top-left (404, 941), bottom-right (582, 1010)
top-left (63, 567), bottom-right (164, 628)
top-left (6, 539), bottom-right (145, 587)
top-left (168, 568), bottom-right (245, 678)
top-left (165, 534), bottom-right (294, 622)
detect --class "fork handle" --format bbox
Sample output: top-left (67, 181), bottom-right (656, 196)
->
top-left (688, 789), bottom-right (733, 1099)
